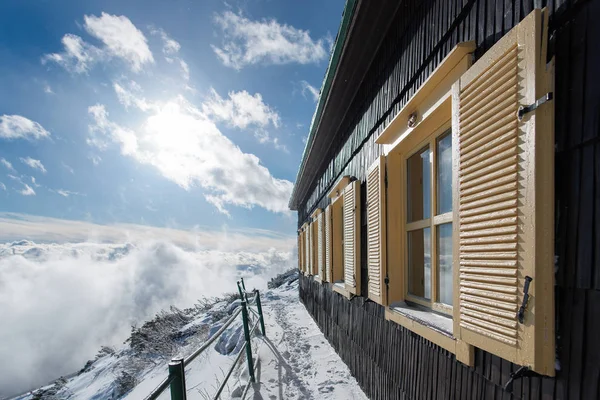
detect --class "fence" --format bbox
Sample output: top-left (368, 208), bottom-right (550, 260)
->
top-left (144, 278), bottom-right (266, 400)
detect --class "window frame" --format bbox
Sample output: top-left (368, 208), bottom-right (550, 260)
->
top-left (378, 41), bottom-right (476, 366)
top-left (403, 123), bottom-right (454, 316)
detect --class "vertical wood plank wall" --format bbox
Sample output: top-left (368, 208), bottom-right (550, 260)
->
top-left (296, 0), bottom-right (600, 398)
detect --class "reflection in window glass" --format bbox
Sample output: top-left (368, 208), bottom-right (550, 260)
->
top-left (437, 223), bottom-right (453, 305)
top-left (437, 131), bottom-right (452, 215)
top-left (408, 227), bottom-right (431, 300)
top-left (407, 147), bottom-right (431, 222)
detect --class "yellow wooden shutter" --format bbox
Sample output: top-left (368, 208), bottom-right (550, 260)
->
top-left (324, 205), bottom-right (332, 282)
top-left (317, 212), bottom-right (325, 279)
top-left (343, 180), bottom-right (361, 295)
top-left (298, 232), bottom-right (302, 271)
top-left (304, 227), bottom-right (310, 275)
top-left (366, 156), bottom-right (387, 305)
top-left (451, 8), bottom-right (554, 375)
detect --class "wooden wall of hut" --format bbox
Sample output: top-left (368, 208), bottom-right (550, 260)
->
top-left (296, 0), bottom-right (600, 398)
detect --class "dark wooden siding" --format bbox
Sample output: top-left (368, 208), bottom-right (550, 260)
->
top-left (296, 0), bottom-right (600, 398)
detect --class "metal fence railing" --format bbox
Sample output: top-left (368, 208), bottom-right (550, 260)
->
top-left (144, 278), bottom-right (266, 400)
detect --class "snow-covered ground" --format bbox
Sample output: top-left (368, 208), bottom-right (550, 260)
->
top-left (12, 270), bottom-right (367, 400)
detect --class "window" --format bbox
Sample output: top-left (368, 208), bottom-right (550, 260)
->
top-left (405, 129), bottom-right (453, 315)
top-left (378, 9), bottom-right (554, 374)
top-left (326, 176), bottom-right (361, 298)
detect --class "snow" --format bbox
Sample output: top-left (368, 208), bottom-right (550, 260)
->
top-left (245, 280), bottom-right (368, 400)
top-left (12, 271), bottom-right (367, 400)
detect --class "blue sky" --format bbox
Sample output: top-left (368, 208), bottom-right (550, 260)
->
top-left (0, 0), bottom-right (345, 236)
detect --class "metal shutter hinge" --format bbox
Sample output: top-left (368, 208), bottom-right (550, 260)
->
top-left (517, 92), bottom-right (553, 121)
top-left (517, 276), bottom-right (533, 323)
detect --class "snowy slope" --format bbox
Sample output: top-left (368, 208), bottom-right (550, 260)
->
top-left (13, 270), bottom-right (367, 400)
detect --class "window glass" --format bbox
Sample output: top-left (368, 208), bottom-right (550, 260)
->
top-left (437, 131), bottom-right (452, 215)
top-left (407, 147), bottom-right (431, 222)
top-left (437, 223), bottom-right (453, 305)
top-left (408, 227), bottom-right (431, 300)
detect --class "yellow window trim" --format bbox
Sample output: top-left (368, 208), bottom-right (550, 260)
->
top-left (332, 282), bottom-right (352, 299)
top-left (377, 41), bottom-right (475, 146)
top-left (385, 307), bottom-right (473, 366)
top-left (310, 208), bottom-right (323, 219)
top-left (327, 175), bottom-right (351, 200)
top-left (383, 42), bottom-right (478, 367)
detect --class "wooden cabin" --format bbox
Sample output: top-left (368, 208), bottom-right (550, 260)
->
top-left (289, 0), bottom-right (599, 399)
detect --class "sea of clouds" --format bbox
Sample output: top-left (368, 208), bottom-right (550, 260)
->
top-left (0, 215), bottom-right (294, 397)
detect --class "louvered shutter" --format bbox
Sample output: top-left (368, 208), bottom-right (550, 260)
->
top-left (305, 227), bottom-right (311, 275)
top-left (452, 8), bottom-right (554, 375)
top-left (317, 212), bottom-right (325, 279)
top-left (343, 180), bottom-right (361, 295)
top-left (298, 233), bottom-right (302, 271)
top-left (324, 206), bottom-right (332, 282)
top-left (366, 156), bottom-right (387, 305)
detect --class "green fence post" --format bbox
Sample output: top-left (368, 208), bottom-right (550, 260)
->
top-left (240, 277), bottom-right (246, 291)
top-left (237, 280), bottom-right (244, 300)
top-left (168, 358), bottom-right (187, 400)
top-left (240, 301), bottom-right (255, 383)
top-left (255, 290), bottom-right (266, 336)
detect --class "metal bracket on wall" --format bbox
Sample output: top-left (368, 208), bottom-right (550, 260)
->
top-left (503, 366), bottom-right (541, 392)
top-left (517, 276), bottom-right (533, 323)
top-left (517, 92), bottom-right (553, 121)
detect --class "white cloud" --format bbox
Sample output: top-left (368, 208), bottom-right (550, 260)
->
top-left (300, 80), bottom-right (319, 102)
top-left (0, 182), bottom-right (5, 191)
top-left (87, 96), bottom-right (292, 215)
top-left (18, 184), bottom-right (36, 196)
top-left (19, 157), bottom-right (47, 174)
top-left (43, 84), bottom-right (54, 94)
top-left (55, 189), bottom-right (83, 197)
top-left (150, 27), bottom-right (181, 55)
top-left (0, 158), bottom-right (15, 172)
top-left (84, 13), bottom-right (154, 72)
top-left (113, 83), bottom-right (157, 112)
top-left (212, 11), bottom-right (329, 69)
top-left (179, 59), bottom-right (190, 81)
top-left (0, 115), bottom-right (50, 141)
top-left (43, 13), bottom-right (153, 74)
top-left (62, 162), bottom-right (75, 174)
top-left (42, 34), bottom-right (103, 74)
top-left (202, 88), bottom-right (280, 129)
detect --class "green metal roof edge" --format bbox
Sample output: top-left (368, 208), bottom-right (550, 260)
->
top-left (288, 0), bottom-right (358, 210)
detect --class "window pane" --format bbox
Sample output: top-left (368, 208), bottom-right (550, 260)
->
top-left (437, 223), bottom-right (453, 306)
top-left (437, 131), bottom-right (452, 215)
top-left (407, 147), bottom-right (431, 222)
top-left (408, 227), bottom-right (431, 300)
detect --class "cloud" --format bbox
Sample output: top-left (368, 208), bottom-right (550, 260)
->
top-left (18, 184), bottom-right (36, 196)
top-left (43, 13), bottom-right (153, 73)
top-left (113, 83), bottom-right (157, 112)
top-left (42, 34), bottom-right (104, 74)
top-left (179, 59), bottom-right (190, 81)
top-left (19, 157), bottom-right (47, 174)
top-left (202, 88), bottom-right (280, 129)
top-left (150, 27), bottom-right (181, 55)
top-left (55, 189), bottom-right (83, 197)
top-left (0, 232), bottom-right (294, 395)
top-left (1, 158), bottom-right (15, 172)
top-left (61, 162), bottom-right (75, 174)
top-left (212, 11), bottom-right (329, 69)
top-left (87, 96), bottom-right (292, 215)
top-left (300, 80), bottom-right (319, 102)
top-left (0, 182), bottom-right (5, 191)
top-left (43, 84), bottom-right (54, 94)
top-left (84, 13), bottom-right (154, 72)
top-left (0, 115), bottom-right (50, 141)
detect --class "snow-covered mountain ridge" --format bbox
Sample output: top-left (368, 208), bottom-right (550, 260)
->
top-left (11, 269), bottom-right (367, 400)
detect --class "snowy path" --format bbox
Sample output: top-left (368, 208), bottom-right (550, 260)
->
top-left (246, 280), bottom-right (367, 400)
